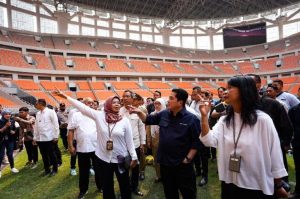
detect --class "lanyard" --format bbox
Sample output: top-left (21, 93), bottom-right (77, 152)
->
top-left (232, 115), bottom-right (244, 156)
top-left (107, 122), bottom-right (117, 140)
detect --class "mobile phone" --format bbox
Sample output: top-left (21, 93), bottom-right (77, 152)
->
top-left (215, 103), bottom-right (226, 113)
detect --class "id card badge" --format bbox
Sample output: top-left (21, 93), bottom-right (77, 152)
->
top-left (229, 154), bottom-right (241, 173)
top-left (106, 139), bottom-right (113, 151)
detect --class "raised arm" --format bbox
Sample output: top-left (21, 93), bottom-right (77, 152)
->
top-left (53, 89), bottom-right (99, 121)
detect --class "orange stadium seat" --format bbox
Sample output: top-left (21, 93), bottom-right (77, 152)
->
top-left (76, 91), bottom-right (96, 100)
top-left (95, 91), bottom-right (116, 100)
top-left (111, 81), bottom-right (140, 90)
top-left (171, 82), bottom-right (195, 89)
top-left (30, 53), bottom-right (52, 70)
top-left (144, 82), bottom-right (171, 89)
top-left (178, 64), bottom-right (200, 74)
top-left (72, 57), bottom-right (100, 71)
top-left (13, 80), bottom-right (40, 90)
top-left (0, 49), bottom-right (32, 68)
top-left (51, 55), bottom-right (69, 70)
top-left (101, 59), bottom-right (133, 72)
top-left (131, 60), bottom-right (161, 73)
top-left (157, 62), bottom-right (183, 73)
top-left (27, 91), bottom-right (57, 106)
top-left (90, 82), bottom-right (105, 90)
top-left (40, 81), bottom-right (68, 90)
top-left (76, 81), bottom-right (91, 90)
top-left (0, 96), bottom-right (16, 107)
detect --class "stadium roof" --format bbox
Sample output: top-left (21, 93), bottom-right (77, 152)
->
top-left (62, 0), bottom-right (300, 20)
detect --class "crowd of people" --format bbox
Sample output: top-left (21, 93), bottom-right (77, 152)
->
top-left (0, 75), bottom-right (300, 199)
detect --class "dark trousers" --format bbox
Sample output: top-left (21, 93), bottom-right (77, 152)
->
top-left (281, 145), bottom-right (289, 182)
top-left (53, 142), bottom-right (62, 165)
top-left (221, 181), bottom-right (274, 199)
top-left (195, 144), bottom-right (209, 178)
top-left (77, 152), bottom-right (102, 193)
top-left (59, 128), bottom-right (68, 149)
top-left (24, 140), bottom-right (38, 163)
top-left (131, 147), bottom-right (140, 191)
top-left (160, 163), bottom-right (196, 199)
top-left (70, 141), bottom-right (77, 169)
top-left (0, 140), bottom-right (15, 169)
top-left (96, 157), bottom-right (131, 199)
top-left (37, 141), bottom-right (58, 173)
top-left (211, 147), bottom-right (217, 159)
top-left (293, 146), bottom-right (300, 194)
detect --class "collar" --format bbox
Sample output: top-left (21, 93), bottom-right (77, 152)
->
top-left (169, 107), bottom-right (187, 117)
top-left (276, 92), bottom-right (284, 97)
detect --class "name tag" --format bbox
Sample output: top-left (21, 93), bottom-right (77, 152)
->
top-left (229, 154), bottom-right (241, 173)
top-left (106, 140), bottom-right (113, 151)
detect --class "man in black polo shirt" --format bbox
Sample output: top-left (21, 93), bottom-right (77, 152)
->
top-left (129, 88), bottom-right (201, 199)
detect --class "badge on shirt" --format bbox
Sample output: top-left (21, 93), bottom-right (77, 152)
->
top-left (229, 154), bottom-right (241, 173)
top-left (106, 139), bottom-right (113, 151)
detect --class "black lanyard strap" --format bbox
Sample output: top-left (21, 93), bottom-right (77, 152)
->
top-left (232, 114), bottom-right (244, 156)
top-left (107, 122), bottom-right (117, 140)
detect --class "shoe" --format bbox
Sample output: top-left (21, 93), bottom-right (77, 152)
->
top-left (49, 171), bottom-right (57, 177)
top-left (11, 168), bottom-right (19, 173)
top-left (25, 161), bottom-right (32, 166)
top-left (0, 171), bottom-right (2, 178)
top-left (198, 177), bottom-right (208, 187)
top-left (70, 169), bottom-right (77, 176)
top-left (31, 163), bottom-right (38, 169)
top-left (139, 172), bottom-right (145, 181)
top-left (89, 168), bottom-right (95, 176)
top-left (132, 189), bottom-right (143, 196)
top-left (77, 191), bottom-right (88, 199)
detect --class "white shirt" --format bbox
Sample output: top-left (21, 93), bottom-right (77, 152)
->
top-left (120, 107), bottom-right (146, 149)
top-left (200, 110), bottom-right (287, 195)
top-left (33, 107), bottom-right (59, 142)
top-left (188, 101), bottom-right (201, 119)
top-left (276, 92), bottom-right (300, 110)
top-left (68, 111), bottom-right (97, 153)
top-left (67, 96), bottom-right (137, 163)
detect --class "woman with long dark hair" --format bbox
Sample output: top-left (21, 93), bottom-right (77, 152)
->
top-left (54, 91), bottom-right (137, 199)
top-left (199, 76), bottom-right (288, 199)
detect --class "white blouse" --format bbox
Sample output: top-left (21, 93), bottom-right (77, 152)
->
top-left (67, 96), bottom-right (137, 163)
top-left (200, 110), bottom-right (287, 195)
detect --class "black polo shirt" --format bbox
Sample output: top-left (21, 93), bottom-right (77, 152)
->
top-left (145, 107), bottom-right (201, 166)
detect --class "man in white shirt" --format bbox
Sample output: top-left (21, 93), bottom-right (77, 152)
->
top-left (68, 97), bottom-right (101, 199)
top-left (120, 90), bottom-right (146, 196)
top-left (272, 79), bottom-right (300, 110)
top-left (33, 99), bottom-right (59, 176)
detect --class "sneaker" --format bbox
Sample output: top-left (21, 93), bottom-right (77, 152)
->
top-left (49, 171), bottom-right (57, 177)
top-left (70, 169), bottom-right (77, 176)
top-left (31, 163), bottom-right (38, 169)
top-left (0, 171), bottom-right (2, 178)
top-left (89, 168), bottom-right (95, 176)
top-left (77, 191), bottom-right (88, 199)
top-left (198, 177), bottom-right (208, 187)
top-left (11, 168), bottom-right (19, 173)
top-left (25, 161), bottom-right (32, 167)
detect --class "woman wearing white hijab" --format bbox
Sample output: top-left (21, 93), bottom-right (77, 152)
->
top-left (150, 98), bottom-right (166, 183)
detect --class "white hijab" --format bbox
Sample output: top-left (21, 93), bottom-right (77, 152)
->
top-left (150, 98), bottom-right (166, 138)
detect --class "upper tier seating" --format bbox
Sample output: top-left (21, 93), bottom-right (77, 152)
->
top-left (0, 49), bottom-right (32, 68)
top-left (131, 60), bottom-right (161, 73)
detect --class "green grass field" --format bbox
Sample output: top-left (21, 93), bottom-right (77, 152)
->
top-left (0, 143), bottom-right (295, 199)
